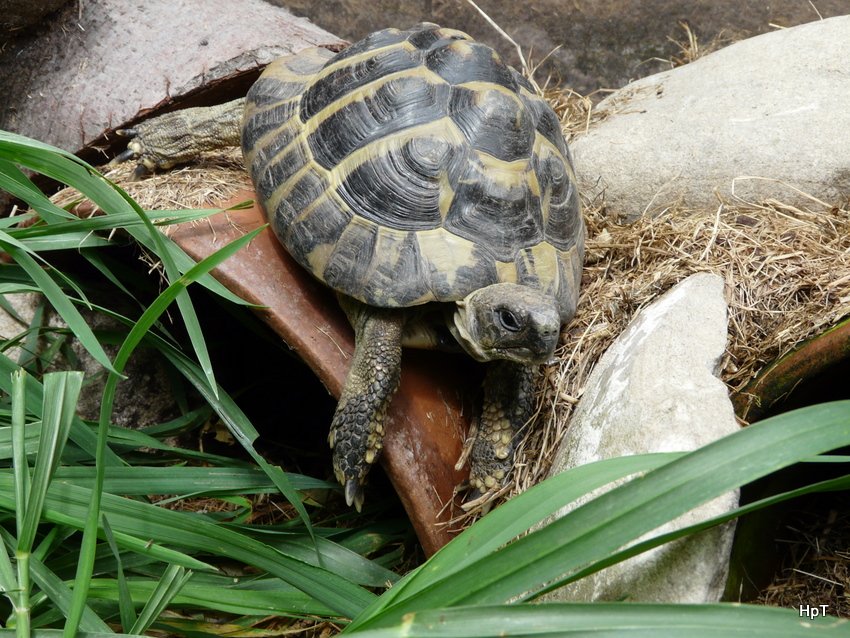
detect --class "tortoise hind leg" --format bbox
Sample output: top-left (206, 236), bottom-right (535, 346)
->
top-left (331, 298), bottom-right (405, 511)
top-left (469, 361), bottom-right (536, 497)
top-left (112, 98), bottom-right (246, 176)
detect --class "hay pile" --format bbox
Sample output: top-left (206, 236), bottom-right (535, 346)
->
top-left (449, 78), bottom-right (848, 508)
top-left (503, 193), bottom-right (850, 502)
top-left (54, 148), bottom-right (250, 213)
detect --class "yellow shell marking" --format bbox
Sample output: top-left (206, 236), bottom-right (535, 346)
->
top-left (311, 38), bottom-right (417, 81)
top-left (303, 64), bottom-right (447, 136)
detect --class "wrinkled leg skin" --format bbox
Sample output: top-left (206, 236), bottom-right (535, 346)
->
top-left (112, 98), bottom-right (245, 176)
top-left (330, 298), bottom-right (405, 511)
top-left (469, 361), bottom-right (536, 496)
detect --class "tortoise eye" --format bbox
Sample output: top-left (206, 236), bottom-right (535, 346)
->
top-left (497, 308), bottom-right (521, 332)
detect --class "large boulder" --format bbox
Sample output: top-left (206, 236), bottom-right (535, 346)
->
top-left (571, 16), bottom-right (850, 220)
top-left (545, 273), bottom-right (739, 603)
top-left (0, 0), bottom-right (343, 160)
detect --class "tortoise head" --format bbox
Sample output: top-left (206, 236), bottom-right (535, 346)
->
top-left (450, 283), bottom-right (561, 364)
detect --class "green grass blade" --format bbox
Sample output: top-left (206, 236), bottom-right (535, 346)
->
top-left (351, 401), bottom-right (850, 630)
top-left (0, 474), bottom-right (375, 617)
top-left (0, 534), bottom-right (17, 612)
top-left (48, 465), bottom-right (334, 495)
top-left (8, 233), bottom-right (112, 252)
top-left (344, 603), bottom-right (845, 637)
top-left (25, 554), bottom-right (112, 633)
top-left (255, 533), bottom-right (398, 588)
top-left (101, 517), bottom-right (136, 633)
top-left (0, 482), bottom-right (18, 621)
top-left (18, 372), bottom-right (83, 553)
top-left (129, 564), bottom-right (191, 635)
top-left (87, 576), bottom-right (336, 616)
top-left (0, 352), bottom-right (123, 466)
top-left (1, 633), bottom-right (142, 638)
top-left (0, 284), bottom-right (43, 295)
top-left (11, 370), bottom-right (30, 540)
top-left (532, 471), bottom-right (850, 600)
top-left (0, 158), bottom-right (76, 224)
top-left (349, 453), bottom-right (680, 626)
top-left (0, 242), bottom-right (116, 374)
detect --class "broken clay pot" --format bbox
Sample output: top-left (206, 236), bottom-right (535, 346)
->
top-left (732, 316), bottom-right (850, 422)
top-left (168, 191), bottom-right (475, 555)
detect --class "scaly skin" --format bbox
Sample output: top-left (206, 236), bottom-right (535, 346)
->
top-left (469, 361), bottom-right (536, 496)
top-left (112, 98), bottom-right (245, 176)
top-left (331, 297), bottom-right (405, 511)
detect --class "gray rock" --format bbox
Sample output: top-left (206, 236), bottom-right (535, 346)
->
top-left (545, 273), bottom-right (739, 603)
top-left (572, 16), bottom-right (850, 220)
top-left (0, 292), bottom-right (180, 429)
top-left (0, 293), bottom-right (43, 363)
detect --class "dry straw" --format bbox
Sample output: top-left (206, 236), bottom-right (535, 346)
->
top-left (508, 184), bottom-right (850, 501)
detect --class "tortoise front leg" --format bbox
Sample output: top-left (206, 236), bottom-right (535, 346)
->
top-left (330, 298), bottom-right (405, 511)
top-left (469, 361), bottom-right (536, 496)
top-left (112, 98), bottom-right (245, 176)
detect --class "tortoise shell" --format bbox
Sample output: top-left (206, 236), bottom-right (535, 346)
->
top-left (241, 23), bottom-right (584, 320)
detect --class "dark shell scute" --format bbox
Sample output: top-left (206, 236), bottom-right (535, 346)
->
top-left (428, 243), bottom-right (498, 300)
top-left (449, 86), bottom-right (534, 162)
top-left (282, 197), bottom-right (352, 265)
top-left (514, 248), bottom-right (541, 289)
top-left (337, 136), bottom-right (460, 231)
top-left (247, 77), bottom-right (309, 108)
top-left (510, 68), bottom-right (535, 93)
top-left (362, 232), bottom-right (430, 305)
top-left (444, 164), bottom-right (543, 262)
top-left (426, 41), bottom-right (518, 90)
top-left (331, 27), bottom-right (409, 64)
top-left (254, 141), bottom-right (309, 205)
top-left (522, 93), bottom-right (569, 156)
top-left (300, 45), bottom-right (423, 122)
top-left (323, 222), bottom-right (378, 292)
top-left (308, 76), bottom-right (451, 170)
top-left (535, 152), bottom-right (581, 251)
top-left (546, 183), bottom-right (582, 251)
top-left (286, 166), bottom-right (330, 215)
top-left (242, 100), bottom-right (299, 154)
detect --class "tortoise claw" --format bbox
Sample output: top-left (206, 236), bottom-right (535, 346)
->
top-left (344, 479), bottom-right (365, 512)
top-left (115, 127), bottom-right (138, 138)
top-left (108, 147), bottom-right (137, 167)
top-left (132, 163), bottom-right (151, 180)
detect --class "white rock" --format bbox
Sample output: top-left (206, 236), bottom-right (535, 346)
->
top-left (544, 272), bottom-right (739, 603)
top-left (0, 293), bottom-right (42, 362)
top-left (571, 16), bottom-right (850, 220)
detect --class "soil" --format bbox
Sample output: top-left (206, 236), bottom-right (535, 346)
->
top-left (267, 0), bottom-right (850, 95)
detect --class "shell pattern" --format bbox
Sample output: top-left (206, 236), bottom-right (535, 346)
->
top-left (241, 23), bottom-right (584, 320)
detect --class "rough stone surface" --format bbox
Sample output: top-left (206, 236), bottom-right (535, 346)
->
top-left (0, 0), bottom-right (343, 158)
top-left (0, 293), bottom-right (43, 362)
top-left (545, 272), bottom-right (739, 603)
top-left (0, 292), bottom-right (180, 430)
top-left (571, 16), bottom-right (850, 220)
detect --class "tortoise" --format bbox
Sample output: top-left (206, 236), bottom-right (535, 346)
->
top-left (116, 23), bottom-right (585, 510)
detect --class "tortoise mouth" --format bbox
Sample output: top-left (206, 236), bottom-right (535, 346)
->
top-left (493, 345), bottom-right (553, 364)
